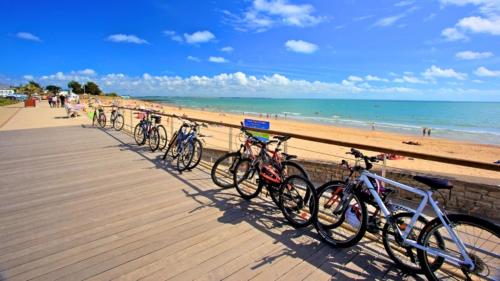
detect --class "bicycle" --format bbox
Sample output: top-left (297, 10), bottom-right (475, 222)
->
top-left (314, 158), bottom-right (435, 273)
top-left (319, 148), bottom-right (499, 280)
top-left (211, 123), bottom-right (261, 188)
top-left (232, 132), bottom-right (316, 228)
top-left (109, 105), bottom-right (125, 131)
top-left (133, 110), bottom-right (168, 152)
top-left (91, 104), bottom-right (106, 128)
top-left (162, 115), bottom-right (206, 172)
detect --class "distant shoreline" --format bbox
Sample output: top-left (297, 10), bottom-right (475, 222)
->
top-left (134, 96), bottom-right (500, 146)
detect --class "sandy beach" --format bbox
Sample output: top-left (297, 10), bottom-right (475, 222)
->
top-left (83, 97), bottom-right (500, 184)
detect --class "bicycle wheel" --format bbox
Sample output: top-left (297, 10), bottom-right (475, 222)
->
top-left (278, 175), bottom-right (318, 228)
top-left (187, 139), bottom-right (203, 170)
top-left (233, 158), bottom-right (262, 199)
top-left (383, 212), bottom-right (444, 273)
top-left (313, 186), bottom-right (368, 248)
top-left (98, 113), bottom-right (106, 128)
top-left (417, 214), bottom-right (500, 281)
top-left (157, 125), bottom-right (168, 150)
top-left (268, 161), bottom-right (309, 207)
top-left (134, 123), bottom-right (145, 145)
top-left (92, 111), bottom-right (97, 126)
top-left (113, 114), bottom-right (124, 131)
top-left (211, 152), bottom-right (241, 188)
top-left (315, 181), bottom-right (346, 229)
top-left (149, 127), bottom-right (160, 152)
top-left (177, 141), bottom-right (194, 172)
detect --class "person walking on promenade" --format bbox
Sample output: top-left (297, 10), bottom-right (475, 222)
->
top-left (60, 94), bottom-right (66, 107)
top-left (423, 127), bottom-right (427, 136)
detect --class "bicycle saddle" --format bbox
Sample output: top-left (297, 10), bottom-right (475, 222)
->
top-left (413, 176), bottom-right (453, 190)
top-left (273, 135), bottom-right (291, 142)
top-left (282, 153), bottom-right (297, 160)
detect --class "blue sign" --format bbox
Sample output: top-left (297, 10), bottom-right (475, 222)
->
top-left (244, 119), bottom-right (270, 141)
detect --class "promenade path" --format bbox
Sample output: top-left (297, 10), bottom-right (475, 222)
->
top-left (0, 103), bottom-right (419, 280)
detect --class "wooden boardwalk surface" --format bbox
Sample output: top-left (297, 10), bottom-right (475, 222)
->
top-left (0, 119), bottom-right (420, 280)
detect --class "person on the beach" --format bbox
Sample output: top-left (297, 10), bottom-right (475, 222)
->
top-left (56, 96), bottom-right (61, 108)
top-left (371, 122), bottom-right (375, 131)
top-left (423, 127), bottom-right (426, 136)
top-left (428, 128), bottom-right (431, 136)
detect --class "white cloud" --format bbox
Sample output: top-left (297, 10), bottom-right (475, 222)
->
top-left (423, 65), bottom-right (467, 80)
top-left (208, 56), bottom-right (229, 63)
top-left (23, 75), bottom-right (34, 80)
top-left (223, 0), bottom-right (325, 32)
top-left (365, 75), bottom-right (389, 82)
top-left (221, 46), bottom-right (234, 53)
top-left (455, 50), bottom-right (493, 60)
top-left (440, 0), bottom-right (500, 39)
top-left (187, 56), bottom-right (201, 62)
top-left (347, 75), bottom-right (363, 82)
top-left (457, 16), bottom-right (500, 35)
top-left (474, 66), bottom-right (500, 77)
top-left (16, 32), bottom-right (41, 42)
top-left (163, 30), bottom-right (183, 42)
top-left (393, 75), bottom-right (426, 84)
top-left (373, 14), bottom-right (405, 27)
top-left (107, 34), bottom-right (148, 44)
top-left (285, 40), bottom-right (318, 54)
top-left (77, 69), bottom-right (97, 76)
top-left (441, 27), bottom-right (469, 41)
top-left (184, 31), bottom-right (215, 44)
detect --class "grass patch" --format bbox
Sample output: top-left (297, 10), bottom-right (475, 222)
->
top-left (0, 98), bottom-right (19, 106)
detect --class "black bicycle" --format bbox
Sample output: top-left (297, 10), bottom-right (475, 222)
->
top-left (133, 110), bottom-right (168, 152)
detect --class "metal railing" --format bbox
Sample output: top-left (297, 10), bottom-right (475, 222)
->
top-left (102, 105), bottom-right (500, 173)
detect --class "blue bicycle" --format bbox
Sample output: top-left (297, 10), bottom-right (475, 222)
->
top-left (162, 116), bottom-right (206, 172)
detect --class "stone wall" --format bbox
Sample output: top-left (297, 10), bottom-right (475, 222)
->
top-left (202, 147), bottom-right (500, 221)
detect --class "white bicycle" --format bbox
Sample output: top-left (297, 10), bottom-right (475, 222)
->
top-left (315, 148), bottom-right (499, 280)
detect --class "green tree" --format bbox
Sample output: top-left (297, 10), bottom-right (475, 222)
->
top-left (45, 85), bottom-right (62, 94)
top-left (18, 81), bottom-right (43, 97)
top-left (105, 92), bottom-right (119, 97)
top-left (84, 81), bottom-right (102, 95)
top-left (68, 80), bottom-right (83, 94)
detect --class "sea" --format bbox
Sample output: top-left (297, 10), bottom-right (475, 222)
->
top-left (138, 96), bottom-right (500, 145)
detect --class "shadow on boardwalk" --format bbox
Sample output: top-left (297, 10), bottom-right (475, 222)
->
top-left (95, 126), bottom-right (422, 280)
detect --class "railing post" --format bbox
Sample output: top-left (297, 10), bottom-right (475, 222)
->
top-left (382, 154), bottom-right (387, 187)
top-left (284, 141), bottom-right (288, 154)
top-left (129, 108), bottom-right (132, 133)
top-left (228, 127), bottom-right (233, 152)
top-left (170, 116), bottom-right (174, 137)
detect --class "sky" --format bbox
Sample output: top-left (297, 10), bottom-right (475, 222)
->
top-left (1, 0), bottom-right (499, 101)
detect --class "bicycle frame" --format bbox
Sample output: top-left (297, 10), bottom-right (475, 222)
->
top-left (358, 170), bottom-right (474, 269)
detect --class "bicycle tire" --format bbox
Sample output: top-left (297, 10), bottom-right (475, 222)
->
top-left (233, 158), bottom-right (262, 199)
top-left (134, 123), bottom-right (145, 145)
top-left (313, 188), bottom-right (368, 248)
top-left (149, 127), bottom-right (160, 152)
top-left (278, 175), bottom-right (318, 228)
top-left (268, 161), bottom-right (309, 207)
top-left (157, 125), bottom-right (168, 150)
top-left (113, 114), bottom-right (124, 131)
top-left (211, 152), bottom-right (241, 188)
top-left (187, 139), bottom-right (203, 170)
top-left (92, 111), bottom-right (97, 126)
top-left (382, 212), bottom-right (444, 273)
top-left (177, 141), bottom-right (194, 172)
top-left (162, 131), bottom-right (178, 160)
top-left (98, 113), bottom-right (106, 128)
top-left (417, 213), bottom-right (500, 281)
top-left (315, 181), bottom-right (346, 229)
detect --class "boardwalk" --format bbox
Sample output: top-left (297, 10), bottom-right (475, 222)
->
top-left (0, 105), bottom-right (418, 280)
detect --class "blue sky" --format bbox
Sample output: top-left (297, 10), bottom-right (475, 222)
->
top-left (1, 0), bottom-right (499, 101)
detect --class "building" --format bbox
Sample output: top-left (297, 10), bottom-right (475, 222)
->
top-left (0, 85), bottom-right (15, 97)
